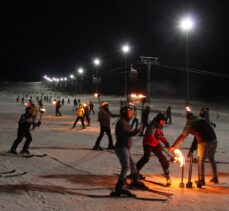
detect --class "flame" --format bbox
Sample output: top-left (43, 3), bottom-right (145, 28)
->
top-left (186, 106), bottom-right (192, 112)
top-left (40, 108), bottom-right (46, 112)
top-left (52, 101), bottom-right (56, 105)
top-left (173, 149), bottom-right (185, 167)
top-left (94, 93), bottom-right (98, 97)
top-left (24, 103), bottom-right (28, 106)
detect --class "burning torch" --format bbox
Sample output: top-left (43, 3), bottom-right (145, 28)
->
top-left (94, 93), bottom-right (101, 105)
top-left (163, 148), bottom-right (185, 188)
top-left (52, 100), bottom-right (57, 105)
top-left (39, 108), bottom-right (46, 122)
top-left (173, 149), bottom-right (185, 188)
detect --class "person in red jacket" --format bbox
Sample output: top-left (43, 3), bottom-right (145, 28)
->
top-left (136, 112), bottom-right (171, 186)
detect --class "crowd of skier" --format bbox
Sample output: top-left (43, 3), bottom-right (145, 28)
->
top-left (9, 93), bottom-right (219, 197)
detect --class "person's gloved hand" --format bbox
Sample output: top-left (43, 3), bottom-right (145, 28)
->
top-left (187, 151), bottom-right (193, 158)
top-left (164, 141), bottom-right (170, 148)
top-left (37, 121), bottom-right (41, 127)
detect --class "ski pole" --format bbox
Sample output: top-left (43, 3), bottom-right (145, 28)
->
top-left (197, 156), bottom-right (202, 188)
top-left (112, 118), bottom-right (119, 125)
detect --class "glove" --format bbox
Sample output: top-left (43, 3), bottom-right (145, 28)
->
top-left (164, 141), bottom-right (170, 148)
top-left (37, 121), bottom-right (41, 127)
top-left (187, 151), bottom-right (193, 158)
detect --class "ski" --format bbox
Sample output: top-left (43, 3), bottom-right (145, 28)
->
top-left (128, 185), bottom-right (173, 197)
top-left (142, 179), bottom-right (169, 188)
top-left (20, 154), bottom-right (47, 158)
top-left (113, 173), bottom-right (172, 197)
top-left (81, 193), bottom-right (167, 202)
top-left (0, 171), bottom-right (27, 178)
top-left (0, 169), bottom-right (16, 174)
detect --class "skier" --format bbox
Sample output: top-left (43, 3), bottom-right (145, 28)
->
top-left (188, 106), bottom-right (216, 157)
top-left (112, 106), bottom-right (145, 197)
top-left (89, 101), bottom-right (95, 115)
top-left (9, 106), bottom-right (41, 154)
top-left (169, 111), bottom-right (219, 185)
top-left (138, 106), bottom-right (150, 136)
top-left (83, 103), bottom-right (91, 126)
top-left (72, 104), bottom-right (85, 129)
top-left (92, 102), bottom-right (119, 150)
top-left (31, 102), bottom-right (38, 121)
top-left (166, 106), bottom-right (172, 124)
top-left (136, 112), bottom-right (171, 186)
top-left (72, 98), bottom-right (78, 111)
top-left (130, 106), bottom-right (139, 130)
top-left (21, 97), bottom-right (24, 104)
top-left (55, 100), bottom-right (62, 116)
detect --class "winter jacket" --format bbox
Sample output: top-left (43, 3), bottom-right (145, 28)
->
top-left (18, 114), bottom-right (34, 131)
top-left (76, 107), bottom-right (85, 118)
top-left (31, 105), bottom-right (38, 118)
top-left (143, 119), bottom-right (168, 147)
top-left (98, 108), bottom-right (118, 127)
top-left (172, 114), bottom-right (217, 148)
top-left (115, 118), bottom-right (139, 149)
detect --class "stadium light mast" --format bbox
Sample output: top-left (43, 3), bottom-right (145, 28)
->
top-left (93, 58), bottom-right (101, 93)
top-left (122, 44), bottom-right (130, 99)
top-left (179, 15), bottom-right (195, 106)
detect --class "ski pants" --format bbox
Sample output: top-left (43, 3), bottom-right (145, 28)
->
top-left (115, 147), bottom-right (137, 181)
top-left (11, 128), bottom-right (32, 151)
top-left (198, 140), bottom-right (218, 182)
top-left (137, 144), bottom-right (169, 173)
top-left (94, 126), bottom-right (113, 147)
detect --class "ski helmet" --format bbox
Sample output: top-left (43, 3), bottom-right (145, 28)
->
top-left (25, 106), bottom-right (32, 113)
top-left (120, 105), bottom-right (132, 116)
top-left (101, 101), bottom-right (108, 107)
top-left (200, 107), bottom-right (209, 116)
top-left (155, 112), bottom-right (167, 121)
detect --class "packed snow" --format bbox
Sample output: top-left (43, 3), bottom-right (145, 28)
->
top-left (0, 82), bottom-right (228, 211)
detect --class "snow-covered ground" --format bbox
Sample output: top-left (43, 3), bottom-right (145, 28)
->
top-left (0, 82), bottom-right (228, 211)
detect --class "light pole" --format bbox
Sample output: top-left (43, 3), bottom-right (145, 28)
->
top-left (77, 67), bottom-right (84, 93)
top-left (93, 58), bottom-right (101, 93)
top-left (122, 44), bottom-right (130, 99)
top-left (179, 15), bottom-right (194, 106)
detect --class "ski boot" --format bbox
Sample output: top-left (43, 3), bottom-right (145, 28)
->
top-left (113, 179), bottom-right (136, 197)
top-left (164, 169), bottom-right (171, 186)
top-left (210, 177), bottom-right (219, 184)
top-left (165, 176), bottom-right (172, 187)
top-left (127, 173), bottom-right (145, 180)
top-left (130, 174), bottom-right (148, 190)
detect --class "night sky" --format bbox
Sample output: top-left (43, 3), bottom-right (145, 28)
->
top-left (3, 0), bottom-right (229, 99)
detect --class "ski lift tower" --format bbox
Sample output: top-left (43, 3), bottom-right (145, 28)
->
top-left (139, 56), bottom-right (159, 103)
